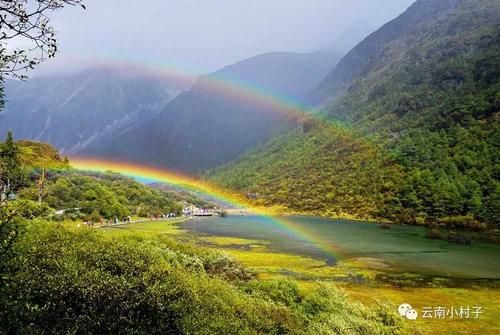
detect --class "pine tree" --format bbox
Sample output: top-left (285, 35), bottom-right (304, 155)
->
top-left (0, 131), bottom-right (26, 202)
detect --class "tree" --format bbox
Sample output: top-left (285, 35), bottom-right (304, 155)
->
top-left (0, 0), bottom-right (86, 79)
top-left (0, 131), bottom-right (26, 202)
top-left (37, 168), bottom-right (46, 203)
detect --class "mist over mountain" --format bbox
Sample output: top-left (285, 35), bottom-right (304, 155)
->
top-left (82, 51), bottom-right (340, 172)
top-left (0, 66), bottom-right (191, 154)
top-left (310, 0), bottom-right (465, 106)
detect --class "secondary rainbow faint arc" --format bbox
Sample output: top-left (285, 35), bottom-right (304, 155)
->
top-left (71, 157), bottom-right (341, 261)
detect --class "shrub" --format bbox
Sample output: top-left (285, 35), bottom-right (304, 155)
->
top-left (0, 222), bottom-right (301, 334)
top-left (0, 221), bottom-right (411, 334)
top-left (0, 199), bottom-right (53, 221)
top-left (425, 228), bottom-right (444, 240)
top-left (202, 251), bottom-right (255, 281)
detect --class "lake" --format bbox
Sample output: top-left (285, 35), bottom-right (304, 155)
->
top-left (182, 215), bottom-right (500, 281)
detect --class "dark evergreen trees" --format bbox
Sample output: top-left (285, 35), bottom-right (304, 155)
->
top-left (0, 131), bottom-right (26, 202)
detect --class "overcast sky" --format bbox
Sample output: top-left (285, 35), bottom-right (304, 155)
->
top-left (38, 0), bottom-right (415, 75)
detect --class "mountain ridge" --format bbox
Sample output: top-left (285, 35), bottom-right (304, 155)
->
top-left (0, 65), bottom-right (191, 154)
top-left (310, 0), bottom-right (465, 106)
top-left (208, 0), bottom-right (500, 227)
top-left (82, 51), bottom-right (340, 173)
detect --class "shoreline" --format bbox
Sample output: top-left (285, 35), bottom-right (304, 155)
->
top-left (222, 207), bottom-right (499, 243)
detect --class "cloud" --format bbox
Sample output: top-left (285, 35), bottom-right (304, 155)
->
top-left (42, 0), bottom-right (415, 74)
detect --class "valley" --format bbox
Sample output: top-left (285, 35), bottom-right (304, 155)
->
top-left (1, 0), bottom-right (499, 333)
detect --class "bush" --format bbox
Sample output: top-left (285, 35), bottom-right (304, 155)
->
top-left (0, 222), bottom-right (300, 334)
top-left (425, 228), bottom-right (444, 240)
top-left (0, 221), bottom-right (411, 334)
top-left (86, 210), bottom-right (101, 223)
top-left (202, 251), bottom-right (254, 281)
top-left (0, 199), bottom-right (53, 221)
top-left (302, 286), bottom-right (405, 335)
top-left (437, 215), bottom-right (486, 231)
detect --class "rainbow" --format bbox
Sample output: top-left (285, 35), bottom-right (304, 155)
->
top-left (70, 157), bottom-right (256, 209)
top-left (71, 157), bottom-right (342, 262)
top-left (67, 57), bottom-right (341, 261)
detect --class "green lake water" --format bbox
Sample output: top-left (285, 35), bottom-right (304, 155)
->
top-left (182, 215), bottom-right (500, 281)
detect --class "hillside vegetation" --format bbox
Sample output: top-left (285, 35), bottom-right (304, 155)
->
top-left (206, 123), bottom-right (401, 220)
top-left (324, 0), bottom-right (500, 226)
top-left (0, 134), bottom-right (184, 221)
top-left (17, 140), bottom-right (70, 170)
top-left (19, 171), bottom-right (183, 220)
top-left (208, 0), bottom-right (500, 228)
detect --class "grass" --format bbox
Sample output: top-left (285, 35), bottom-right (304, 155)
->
top-left (112, 218), bottom-right (500, 335)
top-left (342, 286), bottom-right (500, 335)
top-left (99, 219), bottom-right (188, 239)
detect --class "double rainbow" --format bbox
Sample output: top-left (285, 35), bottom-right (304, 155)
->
top-left (69, 58), bottom-right (340, 262)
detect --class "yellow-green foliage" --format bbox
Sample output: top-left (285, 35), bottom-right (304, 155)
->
top-left (207, 124), bottom-right (401, 221)
top-left (17, 140), bottom-right (70, 170)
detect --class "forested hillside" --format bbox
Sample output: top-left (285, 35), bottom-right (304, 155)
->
top-left (323, 0), bottom-right (500, 226)
top-left (206, 122), bottom-right (401, 220)
top-left (208, 0), bottom-right (500, 228)
top-left (311, 0), bottom-right (464, 105)
top-left (0, 134), bottom-right (184, 221)
top-left (19, 171), bottom-right (184, 220)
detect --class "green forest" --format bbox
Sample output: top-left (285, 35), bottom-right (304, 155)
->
top-left (329, 11), bottom-right (500, 227)
top-left (206, 122), bottom-right (402, 221)
top-left (208, 0), bottom-right (500, 231)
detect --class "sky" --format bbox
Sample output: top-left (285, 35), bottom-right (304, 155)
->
top-left (35, 0), bottom-right (415, 76)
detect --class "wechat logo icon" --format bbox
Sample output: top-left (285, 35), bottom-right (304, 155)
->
top-left (398, 303), bottom-right (418, 320)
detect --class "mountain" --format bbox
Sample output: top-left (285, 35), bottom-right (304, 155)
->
top-left (82, 51), bottom-right (339, 173)
top-left (310, 0), bottom-right (466, 106)
top-left (208, 0), bottom-right (500, 227)
top-left (0, 65), bottom-right (190, 154)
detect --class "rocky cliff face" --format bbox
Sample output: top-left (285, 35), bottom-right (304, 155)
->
top-left (0, 65), bottom-right (190, 154)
